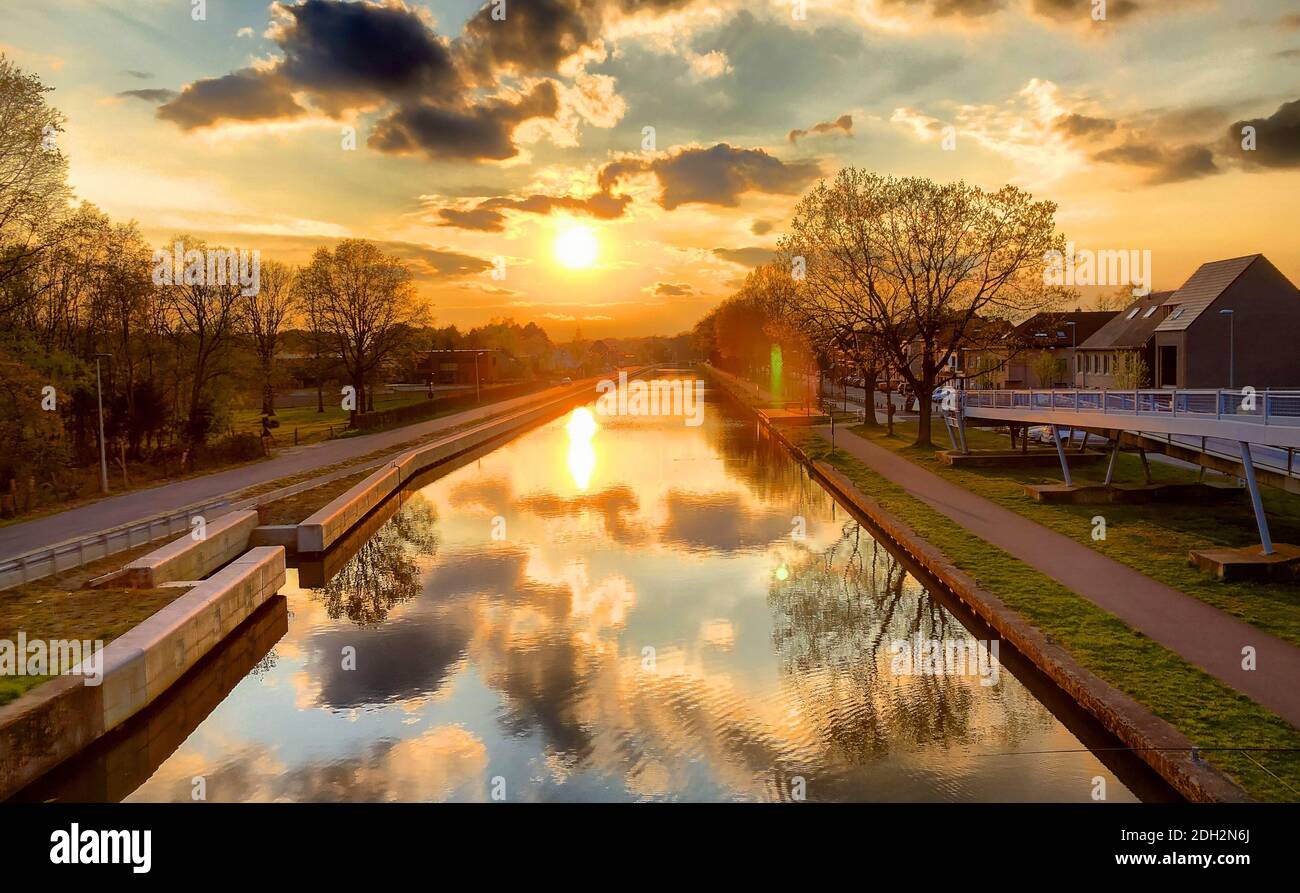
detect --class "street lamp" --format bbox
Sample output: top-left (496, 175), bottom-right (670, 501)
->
top-left (1065, 321), bottom-right (1079, 388)
top-left (94, 353), bottom-right (111, 494)
top-left (474, 350), bottom-right (484, 404)
top-left (1219, 309), bottom-right (1235, 391)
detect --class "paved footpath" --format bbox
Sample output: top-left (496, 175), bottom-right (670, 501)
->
top-left (818, 425), bottom-right (1300, 729)
top-left (0, 381), bottom-right (593, 560)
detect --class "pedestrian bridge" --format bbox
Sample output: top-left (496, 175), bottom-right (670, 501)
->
top-left (958, 388), bottom-right (1300, 450)
top-left (950, 388), bottom-right (1300, 554)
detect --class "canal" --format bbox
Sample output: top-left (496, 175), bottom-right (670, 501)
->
top-left (24, 376), bottom-right (1176, 802)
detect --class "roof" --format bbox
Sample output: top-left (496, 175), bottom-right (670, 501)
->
top-left (1013, 310), bottom-right (1116, 348)
top-left (1078, 290), bottom-right (1174, 350)
top-left (1154, 254), bottom-right (1260, 333)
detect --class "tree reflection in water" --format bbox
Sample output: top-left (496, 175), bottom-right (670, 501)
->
top-left (770, 521), bottom-right (984, 763)
top-left (314, 496), bottom-right (440, 625)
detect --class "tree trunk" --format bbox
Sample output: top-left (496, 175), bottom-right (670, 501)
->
top-left (859, 364), bottom-right (879, 428)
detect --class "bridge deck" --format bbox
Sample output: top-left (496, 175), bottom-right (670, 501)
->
top-left (959, 388), bottom-right (1300, 451)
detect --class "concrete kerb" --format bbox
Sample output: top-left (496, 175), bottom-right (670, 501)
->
top-left (708, 365), bottom-right (1249, 802)
top-left (86, 509), bottom-right (260, 589)
top-left (295, 380), bottom-right (618, 555)
top-left (0, 545), bottom-right (286, 800)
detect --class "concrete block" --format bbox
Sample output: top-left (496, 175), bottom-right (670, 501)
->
top-left (1190, 543), bottom-right (1300, 582)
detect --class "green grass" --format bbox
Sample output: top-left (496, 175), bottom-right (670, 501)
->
top-left (855, 419), bottom-right (1300, 648)
top-left (230, 391), bottom-right (431, 446)
top-left (0, 543), bottom-right (193, 707)
top-left (790, 430), bottom-right (1300, 802)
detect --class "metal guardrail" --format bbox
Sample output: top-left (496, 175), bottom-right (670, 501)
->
top-left (961, 388), bottom-right (1300, 427)
top-left (0, 498), bottom-right (231, 591)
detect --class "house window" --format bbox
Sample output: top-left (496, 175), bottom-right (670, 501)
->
top-left (1169, 306), bottom-right (1185, 319)
top-left (1143, 305), bottom-right (1158, 318)
top-left (1126, 307), bottom-right (1140, 320)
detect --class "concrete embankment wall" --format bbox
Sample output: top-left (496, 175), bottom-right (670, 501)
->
top-left (704, 365), bottom-right (1248, 802)
top-left (88, 509), bottom-right (260, 589)
top-left (297, 384), bottom-right (608, 554)
top-left (0, 546), bottom-right (285, 800)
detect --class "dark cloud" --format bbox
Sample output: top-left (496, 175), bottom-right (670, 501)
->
top-left (712, 247), bottom-right (777, 268)
top-left (599, 143), bottom-right (819, 210)
top-left (156, 0), bottom-right (564, 161)
top-left (652, 282), bottom-right (692, 296)
top-left (1092, 141), bottom-right (1218, 184)
top-left (368, 81), bottom-right (559, 160)
top-left (437, 207), bottom-right (507, 232)
top-left (750, 219), bottom-right (774, 235)
top-left (882, 0), bottom-right (1006, 18)
top-left (120, 69), bottom-right (153, 79)
top-left (275, 0), bottom-right (459, 110)
top-left (1224, 99), bottom-right (1300, 170)
top-left (788, 113), bottom-right (852, 143)
top-left (458, 0), bottom-right (700, 78)
top-left (384, 241), bottom-right (495, 278)
top-left (157, 69), bottom-right (305, 130)
top-left (1032, 0), bottom-right (1140, 20)
top-left (1052, 112), bottom-right (1116, 139)
top-left (117, 88), bottom-right (179, 104)
top-left (436, 186), bottom-right (632, 230)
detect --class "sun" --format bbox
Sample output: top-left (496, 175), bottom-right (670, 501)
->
top-left (553, 224), bottom-right (599, 269)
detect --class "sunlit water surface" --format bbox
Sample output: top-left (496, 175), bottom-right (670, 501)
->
top-left (35, 381), bottom-right (1173, 802)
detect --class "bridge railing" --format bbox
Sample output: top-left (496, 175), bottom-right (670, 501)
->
top-left (961, 388), bottom-right (1300, 427)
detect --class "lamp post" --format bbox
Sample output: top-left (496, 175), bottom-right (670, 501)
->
top-left (94, 353), bottom-right (111, 494)
top-left (1066, 321), bottom-right (1079, 389)
top-left (474, 351), bottom-right (483, 404)
top-left (1219, 309), bottom-right (1235, 391)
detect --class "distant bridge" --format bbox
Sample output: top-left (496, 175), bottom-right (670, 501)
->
top-left (950, 388), bottom-right (1300, 553)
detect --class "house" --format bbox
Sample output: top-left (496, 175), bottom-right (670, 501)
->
top-left (963, 311), bottom-right (1114, 388)
top-left (416, 349), bottom-right (509, 386)
top-left (1150, 254), bottom-right (1300, 389)
top-left (1073, 291), bottom-right (1173, 388)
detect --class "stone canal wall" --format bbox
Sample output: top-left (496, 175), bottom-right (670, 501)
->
top-left (88, 509), bottom-right (260, 589)
top-left (0, 546), bottom-right (285, 800)
top-left (704, 364), bottom-right (1249, 803)
top-left (297, 373), bottom-right (651, 555)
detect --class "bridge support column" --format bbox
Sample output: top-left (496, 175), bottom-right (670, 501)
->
top-left (941, 414), bottom-right (958, 451)
top-left (956, 409), bottom-right (969, 454)
top-left (1104, 437), bottom-right (1121, 486)
top-left (1051, 425), bottom-right (1073, 487)
top-left (1239, 441), bottom-right (1275, 556)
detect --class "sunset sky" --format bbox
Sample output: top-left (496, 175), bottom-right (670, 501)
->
top-left (5, 0), bottom-right (1299, 338)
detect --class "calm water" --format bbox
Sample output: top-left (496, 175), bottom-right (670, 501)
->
top-left (28, 379), bottom-right (1174, 802)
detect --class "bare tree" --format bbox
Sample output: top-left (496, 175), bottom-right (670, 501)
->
top-left (239, 259), bottom-right (298, 417)
top-left (301, 239), bottom-right (423, 424)
top-left (784, 169), bottom-right (1066, 446)
top-left (164, 236), bottom-right (243, 444)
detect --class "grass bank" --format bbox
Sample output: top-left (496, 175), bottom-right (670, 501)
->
top-left (789, 430), bottom-right (1300, 801)
top-left (0, 544), bottom-right (191, 706)
top-left (857, 419), bottom-right (1300, 648)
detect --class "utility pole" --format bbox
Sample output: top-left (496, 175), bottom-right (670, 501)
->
top-left (95, 353), bottom-right (111, 494)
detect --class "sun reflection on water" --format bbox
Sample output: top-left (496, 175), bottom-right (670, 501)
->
top-left (565, 406), bottom-right (598, 491)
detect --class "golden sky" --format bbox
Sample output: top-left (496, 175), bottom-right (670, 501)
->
top-left (6, 0), bottom-right (1300, 338)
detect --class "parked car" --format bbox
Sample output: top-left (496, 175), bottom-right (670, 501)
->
top-left (560, 376), bottom-right (573, 385)
top-left (1027, 425), bottom-right (1085, 445)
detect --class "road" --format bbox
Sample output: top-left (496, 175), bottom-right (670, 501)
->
top-left (0, 380), bottom-right (594, 560)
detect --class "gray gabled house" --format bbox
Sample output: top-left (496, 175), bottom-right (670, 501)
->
top-left (1152, 254), bottom-right (1300, 389)
top-left (1074, 290), bottom-right (1174, 388)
